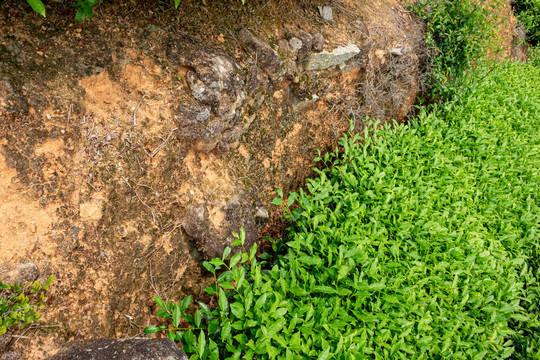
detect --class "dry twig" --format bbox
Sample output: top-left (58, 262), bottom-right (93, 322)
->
top-left (133, 93), bottom-right (146, 126)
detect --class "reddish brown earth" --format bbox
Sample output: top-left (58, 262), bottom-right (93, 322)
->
top-left (0, 0), bottom-right (522, 358)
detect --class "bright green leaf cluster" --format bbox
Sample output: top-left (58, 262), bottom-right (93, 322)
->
top-left (0, 276), bottom-right (54, 335)
top-left (26, 0), bottom-right (45, 17)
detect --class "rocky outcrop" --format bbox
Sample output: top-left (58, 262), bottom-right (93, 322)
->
top-left (167, 43), bottom-right (246, 152)
top-left (46, 339), bottom-right (187, 360)
top-left (166, 27), bottom-right (369, 154)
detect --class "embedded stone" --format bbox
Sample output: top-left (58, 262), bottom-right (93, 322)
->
top-left (278, 39), bottom-right (290, 56)
top-left (175, 102), bottom-right (211, 128)
top-left (185, 72), bottom-right (220, 106)
top-left (390, 45), bottom-right (409, 56)
top-left (289, 37), bottom-right (303, 54)
top-left (0, 262), bottom-right (39, 285)
top-left (254, 207), bottom-right (269, 227)
top-left (305, 44), bottom-right (360, 71)
top-left (318, 6), bottom-right (333, 21)
top-left (181, 194), bottom-right (257, 260)
top-left (45, 339), bottom-right (187, 360)
top-left (312, 31), bottom-right (325, 52)
top-left (238, 29), bottom-right (282, 77)
top-left (167, 40), bottom-right (248, 151)
top-left (289, 30), bottom-right (312, 60)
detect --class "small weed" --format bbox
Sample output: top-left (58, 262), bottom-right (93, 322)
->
top-left (0, 276), bottom-right (55, 335)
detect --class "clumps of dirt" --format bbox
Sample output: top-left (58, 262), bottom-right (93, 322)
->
top-left (0, 153), bottom-right (57, 263)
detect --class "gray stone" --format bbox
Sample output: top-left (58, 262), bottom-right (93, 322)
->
top-left (0, 332), bottom-right (12, 351)
top-left (289, 31), bottom-right (312, 61)
top-left (45, 338), bottom-right (187, 360)
top-left (181, 204), bottom-right (207, 243)
top-left (217, 141), bottom-right (230, 153)
top-left (293, 94), bottom-right (320, 111)
top-left (311, 32), bottom-right (325, 52)
top-left (0, 352), bottom-right (19, 360)
top-left (247, 64), bottom-right (260, 95)
top-left (145, 24), bottom-right (162, 33)
top-left (176, 102), bottom-right (229, 150)
top-left (238, 29), bottom-right (282, 77)
top-left (218, 92), bottom-right (245, 124)
top-left (305, 44), bottom-right (360, 71)
top-left (390, 45), bottom-right (409, 56)
top-left (185, 72), bottom-right (220, 107)
top-left (167, 43), bottom-right (242, 92)
top-left (289, 38), bottom-right (303, 54)
top-left (318, 6), bottom-right (333, 21)
top-left (0, 262), bottom-right (39, 285)
top-left (278, 39), bottom-right (290, 56)
top-left (284, 59), bottom-right (297, 76)
top-left (254, 207), bottom-right (269, 227)
top-left (511, 26), bottom-right (528, 62)
top-left (175, 102), bottom-right (211, 128)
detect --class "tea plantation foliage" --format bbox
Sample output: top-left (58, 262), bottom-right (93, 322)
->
top-left (146, 59), bottom-right (540, 359)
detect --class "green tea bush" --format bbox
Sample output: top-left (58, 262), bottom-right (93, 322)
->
top-left (25, 0), bottom-right (104, 21)
top-left (146, 60), bottom-right (539, 359)
top-left (529, 46), bottom-right (540, 67)
top-left (0, 276), bottom-right (54, 335)
top-left (512, 0), bottom-right (540, 46)
top-left (407, 0), bottom-right (498, 100)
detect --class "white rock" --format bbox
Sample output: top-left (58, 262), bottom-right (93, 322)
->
top-left (318, 6), bottom-right (333, 21)
top-left (390, 45), bottom-right (410, 56)
top-left (289, 37), bottom-right (303, 53)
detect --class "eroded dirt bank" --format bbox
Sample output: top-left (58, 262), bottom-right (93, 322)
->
top-left (0, 0), bottom-right (520, 357)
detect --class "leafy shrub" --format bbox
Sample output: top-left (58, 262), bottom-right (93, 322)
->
top-left (0, 276), bottom-right (55, 335)
top-left (145, 60), bottom-right (539, 359)
top-left (512, 0), bottom-right (540, 46)
top-left (26, 0), bottom-right (103, 21)
top-left (529, 46), bottom-right (540, 67)
top-left (407, 0), bottom-right (497, 100)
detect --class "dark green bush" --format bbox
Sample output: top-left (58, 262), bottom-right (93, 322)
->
top-left (407, 0), bottom-right (497, 101)
top-left (512, 0), bottom-right (540, 46)
top-left (145, 60), bottom-right (540, 359)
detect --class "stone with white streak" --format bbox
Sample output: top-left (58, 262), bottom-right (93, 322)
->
top-left (305, 44), bottom-right (360, 71)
